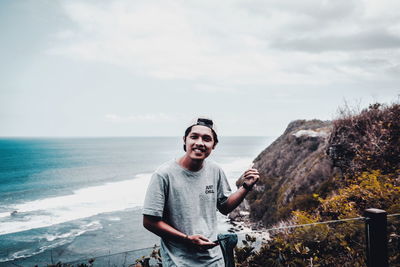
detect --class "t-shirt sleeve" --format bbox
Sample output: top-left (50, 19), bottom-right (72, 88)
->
top-left (142, 172), bottom-right (168, 218)
top-left (216, 168), bottom-right (232, 211)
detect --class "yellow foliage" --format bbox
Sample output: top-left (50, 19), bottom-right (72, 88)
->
top-left (319, 170), bottom-right (400, 219)
top-left (292, 210), bottom-right (319, 224)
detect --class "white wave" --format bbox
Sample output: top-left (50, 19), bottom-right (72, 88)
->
top-left (107, 217), bottom-right (121, 221)
top-left (0, 173), bottom-right (152, 236)
top-left (218, 157), bottom-right (254, 189)
top-left (1, 236), bottom-right (71, 262)
top-left (0, 212), bottom-right (11, 219)
top-left (43, 221), bottom-right (102, 242)
top-left (219, 157), bottom-right (254, 176)
top-left (0, 221), bottom-right (102, 262)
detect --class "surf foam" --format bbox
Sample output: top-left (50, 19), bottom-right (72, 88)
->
top-left (218, 157), bottom-right (254, 189)
top-left (0, 221), bottom-right (102, 262)
top-left (0, 173), bottom-right (151, 236)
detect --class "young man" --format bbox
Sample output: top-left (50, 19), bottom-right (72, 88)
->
top-left (143, 118), bottom-right (259, 267)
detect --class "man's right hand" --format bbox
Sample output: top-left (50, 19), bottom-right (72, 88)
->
top-left (143, 215), bottom-right (218, 251)
top-left (185, 234), bottom-right (218, 251)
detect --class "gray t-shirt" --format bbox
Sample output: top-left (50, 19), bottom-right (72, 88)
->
top-left (142, 159), bottom-right (232, 267)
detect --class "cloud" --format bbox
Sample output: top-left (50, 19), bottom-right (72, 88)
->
top-left (271, 29), bottom-right (400, 52)
top-left (48, 0), bottom-right (400, 87)
top-left (105, 113), bottom-right (175, 123)
top-left (193, 83), bottom-right (237, 92)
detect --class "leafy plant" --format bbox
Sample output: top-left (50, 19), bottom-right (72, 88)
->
top-left (134, 245), bottom-right (162, 267)
top-left (236, 102), bottom-right (400, 266)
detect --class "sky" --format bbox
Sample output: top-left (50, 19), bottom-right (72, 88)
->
top-left (1, 0), bottom-right (400, 137)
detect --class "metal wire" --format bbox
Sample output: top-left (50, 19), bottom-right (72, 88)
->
top-left (58, 213), bottom-right (400, 264)
top-left (64, 245), bottom-right (159, 264)
top-left (238, 216), bottom-right (366, 235)
top-left (63, 216), bottom-right (367, 264)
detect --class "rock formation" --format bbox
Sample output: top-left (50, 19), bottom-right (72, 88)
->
top-left (235, 119), bottom-right (340, 227)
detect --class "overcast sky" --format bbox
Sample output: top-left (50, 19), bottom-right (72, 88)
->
top-left (1, 0), bottom-right (400, 137)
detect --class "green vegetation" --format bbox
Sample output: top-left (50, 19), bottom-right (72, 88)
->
top-left (245, 119), bottom-right (334, 227)
top-left (235, 102), bottom-right (400, 266)
top-left (134, 245), bottom-right (162, 267)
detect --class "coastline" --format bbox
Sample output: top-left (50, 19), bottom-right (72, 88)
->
top-left (226, 200), bottom-right (270, 245)
top-left (0, 136), bottom-right (272, 266)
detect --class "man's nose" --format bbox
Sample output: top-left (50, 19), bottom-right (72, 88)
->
top-left (195, 138), bottom-right (205, 146)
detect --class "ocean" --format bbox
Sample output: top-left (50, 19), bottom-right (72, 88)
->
top-left (0, 137), bottom-right (272, 266)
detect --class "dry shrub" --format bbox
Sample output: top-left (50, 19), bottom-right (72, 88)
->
top-left (328, 102), bottom-right (400, 175)
top-left (236, 101), bottom-right (400, 266)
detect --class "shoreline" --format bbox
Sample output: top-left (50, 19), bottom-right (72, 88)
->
top-left (227, 204), bottom-right (271, 244)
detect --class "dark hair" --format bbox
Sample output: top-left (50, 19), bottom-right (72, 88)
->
top-left (183, 126), bottom-right (218, 151)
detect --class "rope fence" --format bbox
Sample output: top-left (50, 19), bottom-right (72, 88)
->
top-left (7, 211), bottom-right (399, 266)
top-left (64, 215), bottom-right (375, 265)
top-left (239, 216), bottom-right (366, 235)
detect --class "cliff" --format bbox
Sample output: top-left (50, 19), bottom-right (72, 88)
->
top-left (234, 103), bottom-right (400, 266)
top-left (236, 119), bottom-right (339, 226)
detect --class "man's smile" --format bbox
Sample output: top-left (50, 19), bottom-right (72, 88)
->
top-left (193, 147), bottom-right (206, 153)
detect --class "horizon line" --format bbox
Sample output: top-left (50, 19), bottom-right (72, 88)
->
top-left (0, 135), bottom-right (274, 138)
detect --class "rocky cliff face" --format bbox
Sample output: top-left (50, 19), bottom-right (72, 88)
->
top-left (236, 119), bottom-right (339, 227)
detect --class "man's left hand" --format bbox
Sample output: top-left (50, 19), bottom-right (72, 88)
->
top-left (242, 167), bottom-right (260, 190)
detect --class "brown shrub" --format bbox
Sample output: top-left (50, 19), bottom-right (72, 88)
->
top-left (327, 102), bottom-right (400, 176)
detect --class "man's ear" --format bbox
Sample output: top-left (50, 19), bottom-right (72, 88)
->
top-left (212, 142), bottom-right (217, 150)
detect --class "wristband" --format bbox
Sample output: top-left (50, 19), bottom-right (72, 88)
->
top-left (242, 182), bottom-right (254, 191)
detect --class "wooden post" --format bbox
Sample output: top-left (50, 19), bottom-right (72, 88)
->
top-left (364, 208), bottom-right (388, 267)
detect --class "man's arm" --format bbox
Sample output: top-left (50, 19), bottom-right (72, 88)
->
top-left (218, 168), bottom-right (259, 215)
top-left (143, 215), bottom-right (218, 250)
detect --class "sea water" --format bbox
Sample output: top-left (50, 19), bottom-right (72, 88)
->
top-left (0, 137), bottom-right (272, 266)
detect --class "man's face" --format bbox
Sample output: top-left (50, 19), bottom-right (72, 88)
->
top-left (184, 125), bottom-right (216, 160)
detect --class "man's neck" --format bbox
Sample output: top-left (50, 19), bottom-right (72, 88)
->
top-left (178, 155), bottom-right (204, 172)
